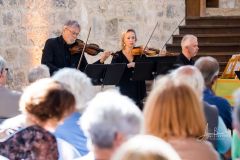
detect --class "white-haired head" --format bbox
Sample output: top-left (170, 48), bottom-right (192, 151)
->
top-left (0, 56), bottom-right (6, 72)
top-left (0, 56), bottom-right (8, 86)
top-left (80, 89), bottom-right (143, 148)
top-left (170, 65), bottom-right (204, 99)
top-left (112, 135), bottom-right (181, 160)
top-left (52, 68), bottom-right (96, 112)
top-left (28, 64), bottom-right (50, 83)
top-left (181, 34), bottom-right (198, 59)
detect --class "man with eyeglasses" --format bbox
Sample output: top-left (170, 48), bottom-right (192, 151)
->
top-left (41, 20), bottom-right (111, 75)
top-left (0, 56), bottom-right (21, 123)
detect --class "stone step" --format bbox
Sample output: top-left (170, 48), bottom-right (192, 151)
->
top-left (172, 34), bottom-right (240, 43)
top-left (186, 16), bottom-right (240, 26)
top-left (195, 52), bottom-right (232, 62)
top-left (179, 25), bottom-right (240, 34)
top-left (166, 43), bottom-right (240, 53)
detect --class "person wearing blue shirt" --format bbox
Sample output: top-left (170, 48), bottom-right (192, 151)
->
top-left (195, 56), bottom-right (233, 130)
top-left (203, 88), bottom-right (233, 130)
top-left (53, 68), bottom-right (97, 156)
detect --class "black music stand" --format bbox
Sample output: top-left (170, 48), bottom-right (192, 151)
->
top-left (131, 62), bottom-right (155, 81)
top-left (84, 64), bottom-right (106, 85)
top-left (84, 64), bottom-right (126, 87)
top-left (235, 71), bottom-right (240, 80)
top-left (136, 56), bottom-right (178, 77)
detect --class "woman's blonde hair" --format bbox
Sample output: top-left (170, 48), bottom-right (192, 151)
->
top-left (121, 29), bottom-right (137, 49)
top-left (144, 76), bottom-right (206, 140)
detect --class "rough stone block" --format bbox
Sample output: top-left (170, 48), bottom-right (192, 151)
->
top-left (3, 12), bottom-right (13, 26)
top-left (106, 18), bottom-right (118, 37)
top-left (54, 0), bottom-right (66, 8)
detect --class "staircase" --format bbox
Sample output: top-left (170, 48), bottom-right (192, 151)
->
top-left (166, 16), bottom-right (240, 74)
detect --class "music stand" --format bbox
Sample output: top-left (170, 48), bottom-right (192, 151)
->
top-left (103, 64), bottom-right (126, 85)
top-left (84, 64), bottom-right (126, 87)
top-left (155, 56), bottom-right (178, 75)
top-left (235, 71), bottom-right (240, 80)
top-left (132, 62), bottom-right (155, 81)
top-left (135, 56), bottom-right (178, 77)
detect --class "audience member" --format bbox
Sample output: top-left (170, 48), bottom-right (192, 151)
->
top-left (177, 34), bottom-right (198, 65)
top-left (195, 56), bottom-right (233, 130)
top-left (144, 77), bottom-right (218, 160)
top-left (112, 135), bottom-right (181, 160)
top-left (28, 64), bottom-right (50, 83)
top-left (77, 90), bottom-right (143, 160)
top-left (171, 65), bottom-right (231, 155)
top-left (0, 78), bottom-right (75, 159)
top-left (0, 56), bottom-right (21, 121)
top-left (53, 68), bottom-right (96, 156)
top-left (232, 89), bottom-right (240, 159)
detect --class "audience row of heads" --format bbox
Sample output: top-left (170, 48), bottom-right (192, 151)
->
top-left (0, 53), bottom-right (239, 160)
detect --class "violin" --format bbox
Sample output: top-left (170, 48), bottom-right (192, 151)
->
top-left (69, 39), bottom-right (104, 56)
top-left (131, 46), bottom-right (159, 56)
top-left (130, 22), bottom-right (160, 57)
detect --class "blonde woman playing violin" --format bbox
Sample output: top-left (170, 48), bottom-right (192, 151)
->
top-left (111, 29), bottom-right (146, 110)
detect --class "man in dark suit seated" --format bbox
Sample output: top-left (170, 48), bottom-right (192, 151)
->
top-left (177, 34), bottom-right (199, 65)
top-left (0, 56), bottom-right (21, 122)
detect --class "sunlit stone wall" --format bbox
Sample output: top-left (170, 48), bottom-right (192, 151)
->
top-left (0, 0), bottom-right (185, 90)
top-left (207, 0), bottom-right (240, 16)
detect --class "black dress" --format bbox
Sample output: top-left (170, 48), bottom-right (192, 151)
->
top-left (111, 50), bottom-right (146, 110)
top-left (41, 36), bottom-right (100, 75)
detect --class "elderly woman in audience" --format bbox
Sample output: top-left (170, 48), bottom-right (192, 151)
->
top-left (77, 90), bottom-right (143, 160)
top-left (112, 135), bottom-right (181, 160)
top-left (53, 68), bottom-right (96, 156)
top-left (27, 64), bottom-right (50, 83)
top-left (144, 77), bottom-right (218, 160)
top-left (0, 78), bottom-right (75, 160)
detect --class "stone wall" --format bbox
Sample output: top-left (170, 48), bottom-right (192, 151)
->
top-left (219, 0), bottom-right (240, 8)
top-left (0, 0), bottom-right (185, 90)
top-left (206, 0), bottom-right (240, 16)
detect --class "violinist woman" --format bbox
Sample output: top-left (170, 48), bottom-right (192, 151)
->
top-left (111, 29), bottom-right (146, 110)
top-left (41, 20), bottom-right (111, 75)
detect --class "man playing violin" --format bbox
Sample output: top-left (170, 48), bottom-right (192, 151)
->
top-left (41, 20), bottom-right (111, 75)
top-left (111, 29), bottom-right (146, 110)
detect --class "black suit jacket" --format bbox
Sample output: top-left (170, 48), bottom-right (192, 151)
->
top-left (41, 36), bottom-right (100, 75)
top-left (176, 53), bottom-right (194, 66)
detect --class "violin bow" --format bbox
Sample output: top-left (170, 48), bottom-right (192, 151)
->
top-left (142, 22), bottom-right (158, 57)
top-left (77, 27), bottom-right (91, 70)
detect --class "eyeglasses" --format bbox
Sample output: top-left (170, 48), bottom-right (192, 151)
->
top-left (0, 68), bottom-right (8, 74)
top-left (66, 28), bottom-right (79, 37)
